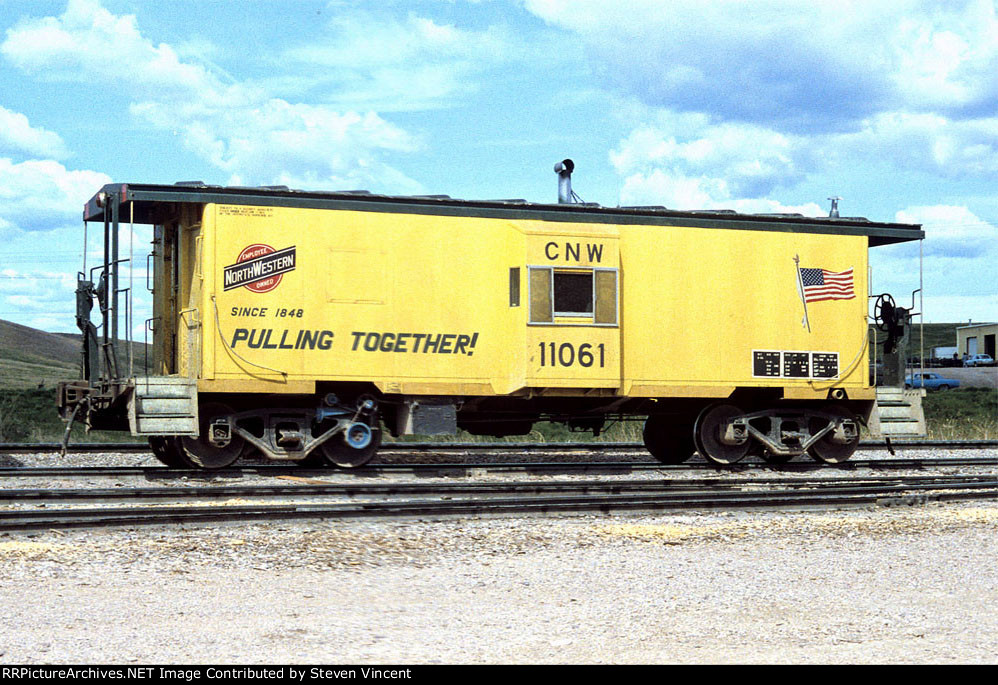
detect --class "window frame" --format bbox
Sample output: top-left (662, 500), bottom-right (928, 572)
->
top-left (527, 265), bottom-right (619, 327)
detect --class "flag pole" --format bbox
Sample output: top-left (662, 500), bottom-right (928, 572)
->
top-left (795, 254), bottom-right (811, 332)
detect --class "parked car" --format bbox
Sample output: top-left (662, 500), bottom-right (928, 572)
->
top-left (905, 372), bottom-right (960, 390)
top-left (963, 354), bottom-right (995, 367)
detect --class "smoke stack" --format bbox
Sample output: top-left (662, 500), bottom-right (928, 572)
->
top-left (555, 159), bottom-right (575, 204)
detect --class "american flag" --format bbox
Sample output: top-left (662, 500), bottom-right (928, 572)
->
top-left (800, 267), bottom-right (854, 303)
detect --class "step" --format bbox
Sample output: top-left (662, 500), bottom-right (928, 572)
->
top-left (878, 405), bottom-right (922, 420)
top-left (869, 387), bottom-right (927, 438)
top-left (128, 376), bottom-right (198, 436)
top-left (880, 421), bottom-right (927, 437)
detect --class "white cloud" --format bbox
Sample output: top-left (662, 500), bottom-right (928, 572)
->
top-left (612, 119), bottom-right (805, 199)
top-left (870, 205), bottom-right (998, 322)
top-left (0, 267), bottom-right (78, 332)
top-left (895, 205), bottom-right (997, 257)
top-left (829, 112), bottom-right (998, 178)
top-left (524, 0), bottom-right (998, 129)
top-left (0, 106), bottom-right (67, 159)
top-left (523, 0), bottom-right (890, 129)
top-left (890, 2), bottom-right (998, 115)
top-left (1, 0), bottom-right (422, 192)
top-left (609, 116), bottom-right (821, 212)
top-left (617, 166), bottom-right (825, 214)
top-left (282, 11), bottom-right (513, 112)
top-left (1, 0), bottom-right (224, 100)
top-left (0, 268), bottom-right (76, 299)
top-left (131, 100), bottom-right (420, 192)
top-left (0, 157), bottom-right (111, 234)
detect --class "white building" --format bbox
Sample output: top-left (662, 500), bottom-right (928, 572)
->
top-left (956, 323), bottom-right (997, 359)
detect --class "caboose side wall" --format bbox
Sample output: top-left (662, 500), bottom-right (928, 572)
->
top-left (184, 202), bottom-right (870, 400)
top-left (200, 204), bottom-right (528, 395)
top-left (618, 226), bottom-right (870, 397)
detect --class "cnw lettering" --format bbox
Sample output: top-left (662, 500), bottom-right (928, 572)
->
top-left (544, 242), bottom-right (604, 263)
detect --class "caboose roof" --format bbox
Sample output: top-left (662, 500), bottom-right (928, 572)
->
top-left (84, 182), bottom-right (923, 246)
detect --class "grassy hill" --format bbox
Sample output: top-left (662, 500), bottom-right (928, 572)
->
top-left (0, 319), bottom-right (82, 389)
top-left (868, 322), bottom-right (964, 358)
top-left (0, 318), bottom-right (151, 390)
top-left (904, 322), bottom-right (965, 355)
top-left (0, 319), bottom-right (152, 441)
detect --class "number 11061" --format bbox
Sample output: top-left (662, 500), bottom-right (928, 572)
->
top-left (538, 342), bottom-right (605, 368)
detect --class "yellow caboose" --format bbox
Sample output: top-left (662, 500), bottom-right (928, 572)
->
top-left (58, 164), bottom-right (922, 468)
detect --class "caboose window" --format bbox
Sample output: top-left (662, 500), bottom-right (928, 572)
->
top-left (528, 266), bottom-right (617, 325)
top-left (553, 271), bottom-right (593, 316)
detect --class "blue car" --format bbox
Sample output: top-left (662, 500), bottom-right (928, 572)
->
top-left (905, 372), bottom-right (960, 390)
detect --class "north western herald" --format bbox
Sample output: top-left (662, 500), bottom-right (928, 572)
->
top-left (223, 246), bottom-right (296, 291)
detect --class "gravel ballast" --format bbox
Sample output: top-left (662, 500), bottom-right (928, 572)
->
top-left (1, 500), bottom-right (997, 664)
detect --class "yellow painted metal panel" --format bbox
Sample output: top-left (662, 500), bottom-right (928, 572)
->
top-left (204, 205), bottom-right (526, 394)
top-left (184, 202), bottom-right (870, 398)
top-left (619, 225), bottom-right (869, 391)
top-left (199, 378), bottom-right (316, 394)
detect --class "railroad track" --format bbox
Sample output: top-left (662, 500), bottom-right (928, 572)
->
top-left (4, 473), bottom-right (996, 504)
top-left (2, 439), bottom-right (997, 454)
top-left (1, 474), bottom-right (996, 531)
top-left (1, 456), bottom-right (997, 480)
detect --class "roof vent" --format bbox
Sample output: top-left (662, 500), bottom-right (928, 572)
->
top-left (828, 196), bottom-right (841, 218)
top-left (554, 159), bottom-right (575, 204)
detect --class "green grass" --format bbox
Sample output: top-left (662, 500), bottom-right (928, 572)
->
top-left (0, 360), bottom-right (79, 391)
top-left (1, 318), bottom-right (152, 390)
top-left (0, 387), bottom-right (139, 443)
top-left (921, 387), bottom-right (998, 440)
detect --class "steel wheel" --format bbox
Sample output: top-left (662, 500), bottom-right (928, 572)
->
top-left (806, 406), bottom-right (860, 464)
top-left (178, 402), bottom-right (244, 469)
top-left (642, 416), bottom-right (696, 464)
top-left (694, 404), bottom-right (751, 465)
top-left (318, 415), bottom-right (382, 468)
top-left (148, 436), bottom-right (186, 468)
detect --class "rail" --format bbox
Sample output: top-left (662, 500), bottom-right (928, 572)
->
top-left (1, 475), bottom-right (995, 531)
top-left (3, 439), bottom-right (997, 454)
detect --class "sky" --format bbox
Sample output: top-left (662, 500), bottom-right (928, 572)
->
top-left (0, 0), bottom-right (996, 336)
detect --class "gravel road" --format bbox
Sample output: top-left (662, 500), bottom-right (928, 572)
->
top-left (2, 498), bottom-right (997, 664)
top-left (916, 366), bottom-right (998, 389)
